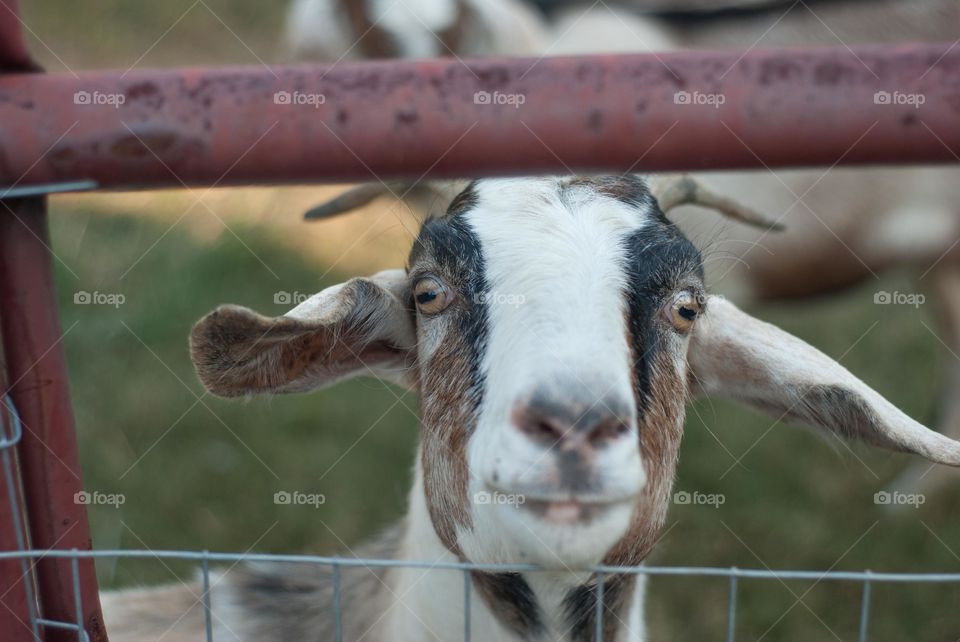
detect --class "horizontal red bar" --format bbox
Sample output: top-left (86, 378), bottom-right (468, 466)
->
top-left (0, 43), bottom-right (957, 190)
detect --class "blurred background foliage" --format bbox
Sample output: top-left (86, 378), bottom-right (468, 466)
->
top-left (15, 0), bottom-right (960, 639)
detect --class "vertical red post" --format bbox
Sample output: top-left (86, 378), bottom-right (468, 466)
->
top-left (0, 387), bottom-right (39, 642)
top-left (0, 201), bottom-right (108, 641)
top-left (1, 1), bottom-right (107, 639)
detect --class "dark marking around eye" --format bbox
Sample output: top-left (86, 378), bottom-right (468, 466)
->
top-left (622, 221), bottom-right (704, 410)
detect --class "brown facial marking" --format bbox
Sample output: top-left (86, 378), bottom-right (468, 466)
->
top-left (583, 347), bottom-right (687, 635)
top-left (418, 317), bottom-right (476, 556)
top-left (410, 199), bottom-right (487, 557)
top-left (563, 175), bottom-right (654, 210)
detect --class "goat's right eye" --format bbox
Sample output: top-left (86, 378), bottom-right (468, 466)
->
top-left (413, 276), bottom-right (453, 315)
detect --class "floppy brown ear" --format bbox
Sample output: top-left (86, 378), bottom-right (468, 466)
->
top-left (687, 296), bottom-right (960, 466)
top-left (190, 269), bottom-right (415, 397)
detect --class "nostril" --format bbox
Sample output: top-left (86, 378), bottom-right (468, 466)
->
top-left (512, 400), bottom-right (633, 450)
top-left (517, 416), bottom-right (566, 446)
top-left (588, 418), bottom-right (632, 447)
top-left (535, 421), bottom-right (557, 438)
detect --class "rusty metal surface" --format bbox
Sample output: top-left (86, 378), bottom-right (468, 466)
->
top-left (1, 3), bottom-right (108, 638)
top-left (0, 200), bottom-right (108, 641)
top-left (0, 42), bottom-right (958, 190)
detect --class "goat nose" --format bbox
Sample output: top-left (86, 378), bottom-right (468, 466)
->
top-left (512, 396), bottom-right (633, 451)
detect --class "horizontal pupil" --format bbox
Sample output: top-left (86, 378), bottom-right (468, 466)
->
top-left (678, 306), bottom-right (697, 320)
top-left (416, 291), bottom-right (438, 304)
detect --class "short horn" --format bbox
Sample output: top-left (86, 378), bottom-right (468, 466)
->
top-left (303, 183), bottom-right (402, 220)
top-left (648, 174), bottom-right (785, 231)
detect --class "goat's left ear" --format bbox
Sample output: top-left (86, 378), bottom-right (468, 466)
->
top-left (687, 296), bottom-right (960, 466)
top-left (190, 269), bottom-right (416, 397)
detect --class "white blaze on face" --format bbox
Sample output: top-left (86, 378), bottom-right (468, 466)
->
top-left (459, 178), bottom-right (649, 567)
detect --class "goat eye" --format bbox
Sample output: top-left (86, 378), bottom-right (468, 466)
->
top-left (666, 291), bottom-right (702, 333)
top-left (413, 276), bottom-right (453, 315)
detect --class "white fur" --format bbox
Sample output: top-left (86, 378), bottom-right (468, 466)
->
top-left (284, 0), bottom-right (550, 60)
top-left (103, 178), bottom-right (960, 640)
top-left (377, 463), bottom-right (649, 640)
top-left (459, 178), bottom-right (647, 570)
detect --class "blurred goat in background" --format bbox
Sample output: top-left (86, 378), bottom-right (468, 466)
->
top-left (284, 0), bottom-right (960, 498)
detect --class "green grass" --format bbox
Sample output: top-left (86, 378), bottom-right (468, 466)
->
top-left (51, 208), bottom-right (960, 641)
top-left (52, 208), bottom-right (419, 588)
top-left (19, 0), bottom-right (285, 70)
top-left (21, 2), bottom-right (960, 637)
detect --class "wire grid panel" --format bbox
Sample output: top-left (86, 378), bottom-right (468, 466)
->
top-left (4, 399), bottom-right (960, 641)
top-left (2, 548), bottom-right (960, 642)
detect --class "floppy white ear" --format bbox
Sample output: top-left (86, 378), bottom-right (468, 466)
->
top-left (688, 296), bottom-right (960, 466)
top-left (190, 269), bottom-right (416, 397)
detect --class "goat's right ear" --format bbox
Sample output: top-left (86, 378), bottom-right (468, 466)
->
top-left (190, 269), bottom-right (416, 397)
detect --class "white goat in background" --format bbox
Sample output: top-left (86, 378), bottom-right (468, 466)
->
top-left (287, 0), bottom-right (960, 498)
top-left (284, 0), bottom-right (549, 60)
top-left (102, 175), bottom-right (960, 641)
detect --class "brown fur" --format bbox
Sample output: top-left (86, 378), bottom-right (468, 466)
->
top-left (595, 349), bottom-right (688, 638)
top-left (340, 0), bottom-right (399, 58)
top-left (340, 0), bottom-right (474, 58)
top-left (190, 279), bottom-right (410, 397)
top-left (419, 326), bottom-right (475, 556)
top-left (563, 175), bottom-right (656, 212)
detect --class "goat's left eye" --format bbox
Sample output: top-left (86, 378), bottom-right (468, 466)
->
top-left (413, 276), bottom-right (453, 315)
top-left (666, 291), bottom-right (702, 333)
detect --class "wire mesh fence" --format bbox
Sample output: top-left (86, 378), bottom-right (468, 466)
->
top-left (5, 392), bottom-right (960, 642)
top-left (4, 547), bottom-right (960, 642)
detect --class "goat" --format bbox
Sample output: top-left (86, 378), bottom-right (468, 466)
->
top-left (102, 175), bottom-right (960, 641)
top-left (545, 0), bottom-right (960, 499)
top-left (284, 0), bottom-right (548, 60)
top-left (291, 0), bottom-right (960, 498)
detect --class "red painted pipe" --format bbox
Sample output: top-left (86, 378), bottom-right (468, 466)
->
top-left (0, 200), bottom-right (108, 641)
top-left (1, 2), bottom-right (107, 638)
top-left (0, 42), bottom-right (958, 190)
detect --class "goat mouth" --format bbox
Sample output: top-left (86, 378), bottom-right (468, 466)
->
top-left (520, 498), bottom-right (628, 526)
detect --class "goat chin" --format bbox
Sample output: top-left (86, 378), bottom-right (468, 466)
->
top-left (458, 499), bottom-right (637, 570)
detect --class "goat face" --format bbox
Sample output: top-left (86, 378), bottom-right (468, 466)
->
top-left (408, 176), bottom-right (696, 568)
top-left (190, 175), bottom-right (960, 571)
